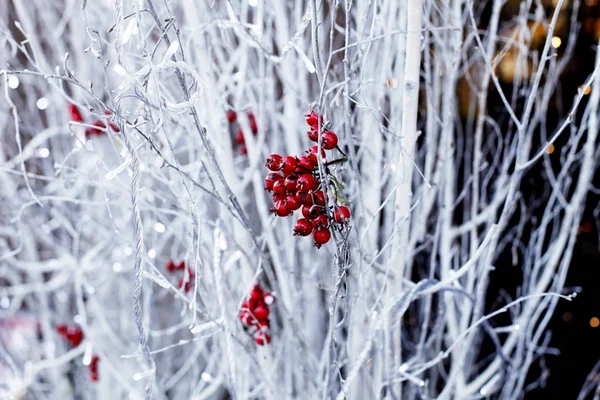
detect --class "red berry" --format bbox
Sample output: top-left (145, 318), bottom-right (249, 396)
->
top-left (272, 192), bottom-right (286, 202)
top-left (85, 121), bottom-right (106, 137)
top-left (301, 205), bottom-right (311, 219)
top-left (241, 312), bottom-right (253, 326)
top-left (307, 128), bottom-right (318, 142)
top-left (240, 146), bottom-right (248, 154)
top-left (305, 110), bottom-right (319, 126)
top-left (284, 174), bottom-right (299, 192)
top-left (56, 324), bottom-right (68, 336)
top-left (272, 180), bottom-right (286, 196)
top-left (312, 191), bottom-right (327, 206)
top-left (166, 260), bottom-right (176, 272)
top-left (68, 104), bottom-right (84, 122)
top-left (266, 154), bottom-right (283, 171)
top-left (281, 156), bottom-right (298, 175)
top-left (308, 146), bottom-right (326, 159)
top-left (264, 173), bottom-right (283, 191)
top-left (255, 332), bottom-right (271, 345)
top-left (322, 131), bottom-right (338, 150)
top-left (297, 174), bottom-right (318, 192)
top-left (235, 128), bottom-right (245, 144)
top-left (311, 214), bottom-right (329, 229)
top-left (313, 228), bottom-right (331, 247)
top-left (227, 110), bottom-right (237, 123)
top-left (250, 284), bottom-right (264, 300)
top-left (248, 112), bottom-right (258, 134)
top-left (297, 156), bottom-right (315, 172)
top-left (295, 191), bottom-right (313, 207)
top-left (67, 327), bottom-right (83, 347)
top-left (293, 218), bottom-right (313, 236)
top-left (272, 200), bottom-right (291, 217)
top-left (253, 306), bottom-right (269, 320)
top-left (334, 206), bottom-right (351, 223)
top-left (284, 195), bottom-right (301, 211)
top-left (108, 122), bottom-right (120, 132)
top-left (177, 261), bottom-right (186, 270)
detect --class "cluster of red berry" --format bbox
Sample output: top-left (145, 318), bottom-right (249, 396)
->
top-left (264, 111), bottom-right (351, 248)
top-left (165, 260), bottom-right (194, 293)
top-left (56, 324), bottom-right (100, 381)
top-left (227, 110), bottom-right (258, 154)
top-left (68, 104), bottom-right (120, 138)
top-left (239, 284), bottom-right (275, 346)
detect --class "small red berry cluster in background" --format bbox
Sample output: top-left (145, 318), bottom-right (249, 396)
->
top-left (56, 324), bottom-right (100, 382)
top-left (67, 104), bottom-right (120, 138)
top-left (227, 110), bottom-right (258, 155)
top-left (165, 260), bottom-right (194, 293)
top-left (56, 324), bottom-right (83, 347)
top-left (239, 284), bottom-right (275, 346)
top-left (264, 110), bottom-right (351, 248)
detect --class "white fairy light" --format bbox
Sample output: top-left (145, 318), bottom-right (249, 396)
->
top-left (248, 0), bottom-right (258, 6)
top-left (36, 97), bottom-right (49, 110)
top-left (37, 148), bottom-right (50, 158)
top-left (124, 247), bottom-right (133, 256)
top-left (113, 262), bottom-right (123, 272)
top-left (148, 248), bottom-right (156, 259)
top-left (8, 75), bottom-right (19, 89)
top-left (154, 222), bottom-right (166, 233)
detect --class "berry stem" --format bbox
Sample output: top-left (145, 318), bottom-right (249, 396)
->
top-left (324, 156), bottom-right (348, 167)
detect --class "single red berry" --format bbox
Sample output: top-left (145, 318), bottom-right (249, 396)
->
top-left (272, 180), bottom-right (286, 196)
top-left (265, 173), bottom-right (283, 191)
top-left (313, 228), bottom-right (331, 247)
top-left (305, 110), bottom-right (319, 126)
top-left (253, 306), bottom-right (269, 320)
top-left (227, 110), bottom-right (237, 123)
top-left (322, 131), bottom-right (338, 150)
top-left (235, 128), bottom-right (245, 144)
top-left (68, 104), bottom-right (84, 122)
top-left (272, 192), bottom-right (286, 202)
top-left (307, 128), bottom-right (318, 142)
top-left (266, 154), bottom-right (283, 171)
top-left (281, 156), bottom-right (298, 175)
top-left (250, 284), bottom-right (264, 300)
top-left (85, 121), bottom-right (106, 137)
top-left (311, 214), bottom-right (329, 229)
top-left (301, 205), bottom-right (311, 219)
top-left (272, 200), bottom-right (291, 217)
top-left (297, 174), bottom-right (318, 192)
top-left (240, 146), bottom-right (248, 155)
top-left (284, 174), bottom-right (299, 192)
top-left (295, 191), bottom-right (312, 207)
top-left (177, 261), bottom-right (186, 270)
top-left (293, 218), bottom-right (313, 236)
top-left (297, 156), bottom-right (315, 172)
top-left (306, 152), bottom-right (318, 165)
top-left (284, 195), bottom-right (300, 211)
top-left (334, 206), bottom-right (351, 223)
top-left (312, 191), bottom-right (327, 206)
top-left (67, 327), bottom-right (83, 347)
top-left (108, 122), bottom-right (120, 132)
top-left (241, 312), bottom-right (253, 326)
top-left (166, 260), bottom-right (176, 272)
top-left (255, 332), bottom-right (271, 345)
top-left (248, 112), bottom-right (258, 134)
top-left (308, 146), bottom-right (326, 159)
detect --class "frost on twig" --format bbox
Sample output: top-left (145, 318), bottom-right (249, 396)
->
top-left (0, 0), bottom-right (597, 399)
